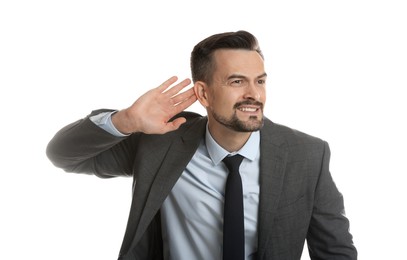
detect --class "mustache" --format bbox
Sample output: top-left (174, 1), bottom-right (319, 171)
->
top-left (233, 100), bottom-right (264, 109)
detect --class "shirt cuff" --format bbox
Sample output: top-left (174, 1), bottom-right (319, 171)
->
top-left (89, 111), bottom-right (129, 137)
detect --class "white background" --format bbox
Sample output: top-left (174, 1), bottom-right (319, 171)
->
top-left (1, 0), bottom-right (406, 259)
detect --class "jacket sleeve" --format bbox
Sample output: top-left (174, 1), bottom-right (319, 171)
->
top-left (307, 141), bottom-right (358, 259)
top-left (46, 109), bottom-right (138, 178)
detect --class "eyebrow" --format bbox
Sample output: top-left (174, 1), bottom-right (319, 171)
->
top-left (257, 72), bottom-right (268, 79)
top-left (227, 72), bottom-right (268, 80)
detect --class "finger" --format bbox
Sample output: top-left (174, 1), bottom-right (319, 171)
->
top-left (173, 92), bottom-right (198, 114)
top-left (163, 78), bottom-right (192, 97)
top-left (156, 76), bottom-right (179, 93)
top-left (171, 87), bottom-right (196, 105)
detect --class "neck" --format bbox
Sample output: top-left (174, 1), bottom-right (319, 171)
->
top-left (208, 123), bottom-right (252, 152)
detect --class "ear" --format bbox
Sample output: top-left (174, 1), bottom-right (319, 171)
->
top-left (194, 81), bottom-right (210, 107)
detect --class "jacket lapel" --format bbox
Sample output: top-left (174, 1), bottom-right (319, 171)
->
top-left (133, 116), bottom-right (207, 243)
top-left (257, 120), bottom-right (289, 258)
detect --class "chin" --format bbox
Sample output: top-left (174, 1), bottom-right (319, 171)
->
top-left (212, 111), bottom-right (264, 132)
top-left (234, 117), bottom-right (264, 132)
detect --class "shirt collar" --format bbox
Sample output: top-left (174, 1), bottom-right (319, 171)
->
top-left (205, 124), bottom-right (260, 166)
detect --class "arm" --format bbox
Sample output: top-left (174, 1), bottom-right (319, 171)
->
top-left (46, 109), bottom-right (135, 177)
top-left (307, 142), bottom-right (358, 259)
top-left (46, 76), bottom-right (197, 178)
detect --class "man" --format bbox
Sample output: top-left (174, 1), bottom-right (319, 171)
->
top-left (46, 30), bottom-right (357, 259)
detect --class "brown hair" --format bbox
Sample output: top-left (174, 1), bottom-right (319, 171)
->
top-left (190, 30), bottom-right (264, 84)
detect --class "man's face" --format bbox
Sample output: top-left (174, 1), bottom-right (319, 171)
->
top-left (204, 49), bottom-right (267, 133)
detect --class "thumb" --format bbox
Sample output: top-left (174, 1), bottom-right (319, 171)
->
top-left (164, 117), bottom-right (187, 132)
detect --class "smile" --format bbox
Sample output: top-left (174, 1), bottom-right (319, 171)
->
top-left (238, 107), bottom-right (259, 112)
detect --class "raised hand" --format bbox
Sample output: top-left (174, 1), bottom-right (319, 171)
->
top-left (112, 76), bottom-right (197, 135)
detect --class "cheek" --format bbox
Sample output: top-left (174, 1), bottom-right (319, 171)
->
top-left (214, 93), bottom-right (236, 108)
top-left (208, 96), bottom-right (233, 115)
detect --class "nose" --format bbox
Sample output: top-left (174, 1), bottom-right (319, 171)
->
top-left (243, 82), bottom-right (261, 100)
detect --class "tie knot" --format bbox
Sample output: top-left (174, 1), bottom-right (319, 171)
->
top-left (222, 154), bottom-right (244, 173)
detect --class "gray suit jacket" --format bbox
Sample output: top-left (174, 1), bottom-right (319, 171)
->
top-left (46, 110), bottom-right (357, 260)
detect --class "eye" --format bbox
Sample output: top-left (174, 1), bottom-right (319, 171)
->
top-left (230, 79), bottom-right (245, 87)
top-left (258, 79), bottom-right (266, 84)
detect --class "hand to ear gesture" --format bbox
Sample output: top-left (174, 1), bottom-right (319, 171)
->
top-left (112, 76), bottom-right (197, 135)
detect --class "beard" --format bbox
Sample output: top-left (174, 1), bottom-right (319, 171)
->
top-left (210, 101), bottom-right (264, 132)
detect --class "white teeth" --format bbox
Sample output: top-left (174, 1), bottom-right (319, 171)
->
top-left (239, 107), bottom-right (257, 112)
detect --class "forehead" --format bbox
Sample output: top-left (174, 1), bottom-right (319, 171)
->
top-left (212, 49), bottom-right (265, 76)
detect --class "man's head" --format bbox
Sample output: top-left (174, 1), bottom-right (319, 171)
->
top-left (191, 30), bottom-right (264, 85)
top-left (191, 31), bottom-right (267, 135)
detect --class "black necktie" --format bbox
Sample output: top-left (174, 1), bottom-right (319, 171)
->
top-left (222, 154), bottom-right (245, 260)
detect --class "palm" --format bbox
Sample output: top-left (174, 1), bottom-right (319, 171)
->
top-left (116, 76), bottom-right (197, 134)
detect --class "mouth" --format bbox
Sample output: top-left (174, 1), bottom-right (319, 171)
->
top-left (235, 101), bottom-right (263, 114)
top-left (237, 106), bottom-right (260, 113)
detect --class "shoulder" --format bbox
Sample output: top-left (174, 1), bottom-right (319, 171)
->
top-left (261, 118), bottom-right (329, 159)
top-left (263, 118), bottom-right (325, 144)
top-left (146, 111), bottom-right (207, 139)
top-left (170, 111), bottom-right (206, 129)
top-left (171, 111), bottom-right (204, 122)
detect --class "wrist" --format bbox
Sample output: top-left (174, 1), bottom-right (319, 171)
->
top-left (111, 109), bottom-right (139, 135)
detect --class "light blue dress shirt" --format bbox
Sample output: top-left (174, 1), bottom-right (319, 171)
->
top-left (90, 112), bottom-right (260, 260)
